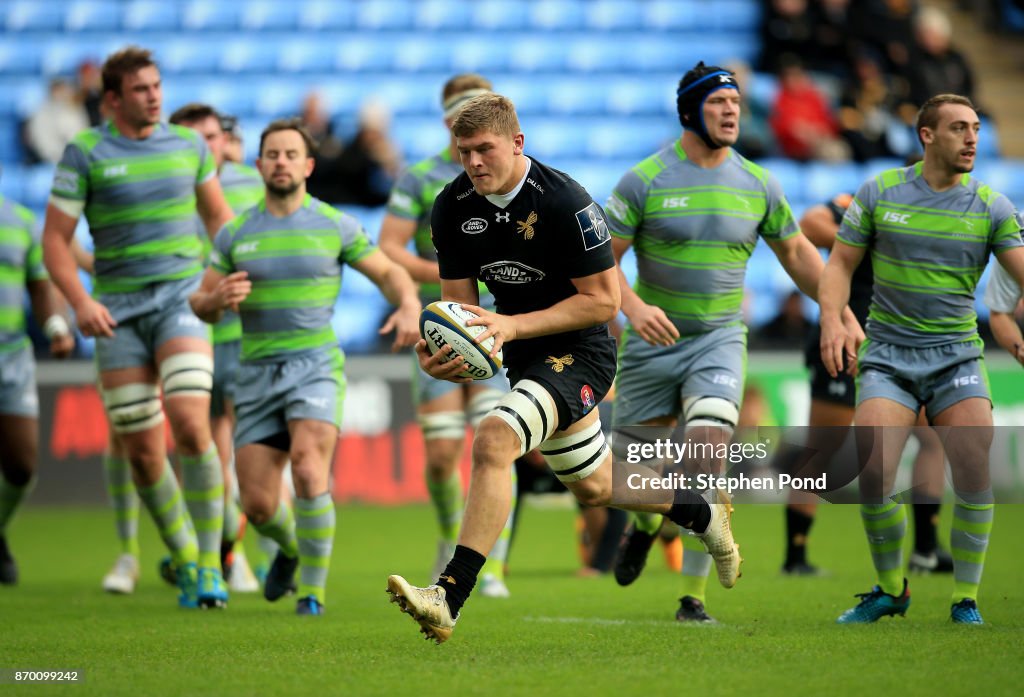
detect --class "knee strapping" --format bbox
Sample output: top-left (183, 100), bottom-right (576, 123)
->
top-left (418, 410), bottom-right (466, 441)
top-left (488, 379), bottom-right (558, 456)
top-left (160, 352), bottom-right (213, 399)
top-left (467, 388), bottom-right (504, 429)
top-left (683, 396), bottom-right (738, 434)
top-left (103, 383), bottom-right (164, 434)
top-left (540, 419), bottom-right (608, 482)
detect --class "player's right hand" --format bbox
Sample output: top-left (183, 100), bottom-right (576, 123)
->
top-left (819, 315), bottom-right (850, 379)
top-left (73, 297), bottom-right (116, 338)
top-left (415, 339), bottom-right (472, 383)
top-left (215, 271), bottom-right (252, 312)
top-left (627, 302), bottom-right (679, 346)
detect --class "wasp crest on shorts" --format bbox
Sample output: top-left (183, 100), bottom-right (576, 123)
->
top-left (546, 354), bottom-right (574, 373)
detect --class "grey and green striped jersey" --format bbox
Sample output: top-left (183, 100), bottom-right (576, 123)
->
top-left (385, 148), bottom-right (461, 301)
top-left (211, 194), bottom-right (376, 363)
top-left (208, 161), bottom-right (264, 345)
top-left (838, 162), bottom-right (1022, 346)
top-left (51, 121), bottom-right (215, 303)
top-left (606, 142), bottom-right (798, 336)
top-left (983, 263), bottom-right (1022, 314)
top-left (0, 196), bottom-right (47, 353)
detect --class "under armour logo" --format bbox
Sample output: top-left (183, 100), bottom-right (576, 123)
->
top-left (496, 212), bottom-right (510, 223)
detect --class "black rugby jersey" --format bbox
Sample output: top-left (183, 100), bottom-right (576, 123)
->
top-left (431, 157), bottom-right (614, 365)
top-left (826, 194), bottom-right (873, 325)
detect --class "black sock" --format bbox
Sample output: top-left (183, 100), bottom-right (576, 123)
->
top-left (665, 490), bottom-right (711, 533)
top-left (784, 507), bottom-right (814, 567)
top-left (912, 502), bottom-right (940, 555)
top-left (436, 545), bottom-right (486, 618)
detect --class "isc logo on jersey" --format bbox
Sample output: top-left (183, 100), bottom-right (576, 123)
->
top-left (882, 211), bottom-right (911, 224)
top-left (661, 196), bottom-right (690, 209)
top-left (419, 300), bottom-right (503, 380)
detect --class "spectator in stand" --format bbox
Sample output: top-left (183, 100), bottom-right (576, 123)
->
top-left (847, 0), bottom-right (918, 77)
top-left (905, 7), bottom-right (977, 109)
top-left (810, 0), bottom-right (855, 78)
top-left (727, 60), bottom-right (777, 159)
top-left (838, 48), bottom-right (902, 162)
top-left (24, 78), bottom-right (90, 164)
top-left (77, 60), bottom-right (104, 127)
top-left (769, 55), bottom-right (850, 162)
top-left (301, 91), bottom-right (345, 203)
top-left (759, 0), bottom-right (817, 74)
top-left (754, 289), bottom-right (812, 349)
top-left (332, 99), bottom-right (403, 207)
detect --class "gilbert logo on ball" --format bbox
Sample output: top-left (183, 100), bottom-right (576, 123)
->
top-left (419, 301), bottom-right (503, 380)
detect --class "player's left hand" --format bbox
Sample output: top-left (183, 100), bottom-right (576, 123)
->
top-left (49, 332), bottom-right (75, 359)
top-left (840, 309), bottom-right (865, 376)
top-left (380, 301), bottom-right (422, 352)
top-left (461, 303), bottom-right (516, 358)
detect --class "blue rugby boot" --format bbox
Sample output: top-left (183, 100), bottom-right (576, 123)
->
top-left (837, 579), bottom-right (910, 623)
top-left (951, 598), bottom-right (983, 625)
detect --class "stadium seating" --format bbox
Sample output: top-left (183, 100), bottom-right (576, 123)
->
top-left (4, 0), bottom-right (1024, 353)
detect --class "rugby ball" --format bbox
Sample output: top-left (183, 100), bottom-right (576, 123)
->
top-left (419, 300), bottom-right (503, 380)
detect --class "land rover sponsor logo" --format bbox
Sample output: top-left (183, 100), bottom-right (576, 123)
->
top-left (479, 261), bottom-right (545, 284)
top-left (461, 217), bottom-right (488, 234)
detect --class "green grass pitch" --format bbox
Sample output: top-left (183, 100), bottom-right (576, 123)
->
top-left (2, 502), bottom-right (1022, 696)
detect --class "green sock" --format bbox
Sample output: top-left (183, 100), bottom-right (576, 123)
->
top-left (634, 511), bottom-right (662, 535)
top-left (426, 470), bottom-right (463, 543)
top-left (137, 461), bottom-right (197, 567)
top-left (860, 501), bottom-right (907, 596)
top-left (103, 453), bottom-right (139, 556)
top-left (679, 535), bottom-right (711, 602)
top-left (180, 444), bottom-right (224, 570)
top-left (483, 466), bottom-right (517, 578)
top-left (951, 502), bottom-right (994, 603)
top-left (295, 493), bottom-right (335, 604)
top-left (253, 502), bottom-right (298, 559)
top-left (0, 477), bottom-right (34, 533)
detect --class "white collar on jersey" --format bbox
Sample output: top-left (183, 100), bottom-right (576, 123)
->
top-left (485, 158), bottom-right (532, 209)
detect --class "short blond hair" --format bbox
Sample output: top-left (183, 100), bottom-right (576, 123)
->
top-left (450, 93), bottom-right (520, 139)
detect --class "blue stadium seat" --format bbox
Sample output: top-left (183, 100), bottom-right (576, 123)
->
top-left (758, 158), bottom-right (805, 202)
top-left (411, 0), bottom-right (462, 30)
top-left (123, 1), bottom-right (180, 31)
top-left (802, 162), bottom-right (865, 204)
top-left (704, 0), bottom-right (761, 32)
top-left (746, 72), bottom-right (779, 110)
top-left (355, 0), bottom-right (416, 30)
top-left (542, 77), bottom-right (604, 116)
top-left (23, 164), bottom-right (56, 210)
top-left (158, 36), bottom-right (227, 74)
top-left (181, 1), bottom-right (241, 31)
top-left (179, 80), bottom-right (258, 119)
top-left (470, 1), bottom-right (529, 31)
top-left (0, 162), bottom-right (25, 201)
top-left (366, 78), bottom-right (439, 117)
top-left (241, 1), bottom-right (302, 30)
top-left (253, 81), bottom-right (309, 118)
top-left (556, 159), bottom-right (633, 203)
top-left (529, 1), bottom-right (586, 31)
top-left (2, 0), bottom-right (67, 32)
top-left (40, 37), bottom-right (110, 76)
top-left (0, 39), bottom-right (43, 75)
top-left (276, 39), bottom-right (337, 73)
top-left (393, 38), bottom-right (451, 73)
top-left (564, 36), bottom-right (627, 73)
top-left (393, 117), bottom-right (448, 163)
top-left (335, 37), bottom-right (396, 73)
top-left (977, 116), bottom-right (1001, 159)
top-left (0, 121), bottom-right (23, 169)
top-left (221, 39), bottom-right (280, 73)
top-left (585, 118), bottom-right (676, 159)
top-left (604, 75), bottom-right (677, 116)
top-left (524, 118), bottom-right (591, 160)
top-left (977, 160), bottom-right (1024, 202)
top-left (299, 0), bottom-right (355, 30)
top-left (499, 77), bottom-right (550, 117)
top-left (507, 37), bottom-right (569, 72)
top-left (64, 1), bottom-right (121, 32)
top-left (586, 1), bottom-right (644, 31)
top-left (449, 38), bottom-right (512, 73)
top-left (642, 0), bottom-right (701, 31)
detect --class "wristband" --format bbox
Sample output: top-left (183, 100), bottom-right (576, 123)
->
top-left (43, 315), bottom-right (71, 339)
